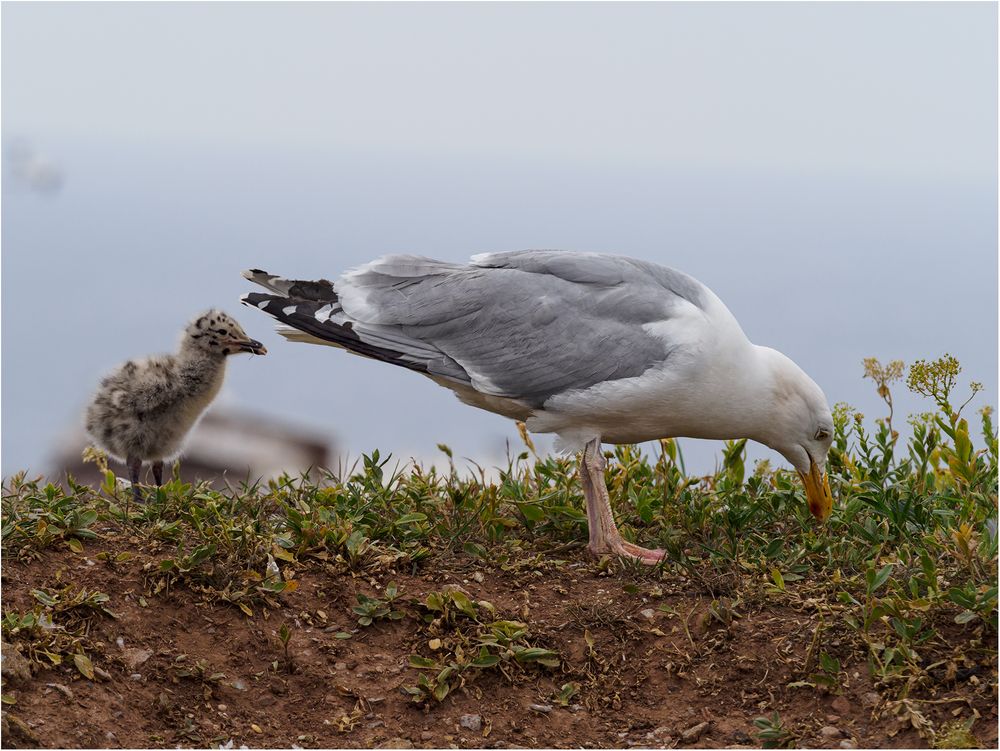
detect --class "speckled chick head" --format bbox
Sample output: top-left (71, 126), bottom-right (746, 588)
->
top-left (183, 310), bottom-right (267, 356)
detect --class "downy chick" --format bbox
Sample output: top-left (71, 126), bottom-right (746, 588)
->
top-left (86, 310), bottom-right (266, 501)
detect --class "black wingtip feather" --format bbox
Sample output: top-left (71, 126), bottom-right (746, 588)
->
top-left (241, 291), bottom-right (429, 375)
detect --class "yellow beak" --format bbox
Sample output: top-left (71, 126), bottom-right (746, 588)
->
top-left (797, 460), bottom-right (833, 522)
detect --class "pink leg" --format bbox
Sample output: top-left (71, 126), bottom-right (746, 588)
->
top-left (580, 439), bottom-right (665, 565)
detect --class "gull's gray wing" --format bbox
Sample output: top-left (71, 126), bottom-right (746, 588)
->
top-left (242, 251), bottom-right (707, 408)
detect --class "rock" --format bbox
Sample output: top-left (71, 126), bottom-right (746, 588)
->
top-left (1, 642), bottom-right (32, 683)
top-left (831, 696), bottom-right (851, 714)
top-left (231, 679), bottom-right (248, 691)
top-left (652, 726), bottom-right (672, 738)
top-left (838, 741), bottom-right (856, 749)
top-left (681, 721), bottom-right (710, 742)
top-left (529, 704), bottom-right (553, 714)
top-left (420, 731), bottom-right (433, 741)
top-left (472, 572), bottom-right (485, 583)
top-left (819, 726), bottom-right (843, 740)
top-left (459, 714), bottom-right (482, 732)
top-left (46, 683), bottom-right (74, 700)
top-left (378, 739), bottom-right (414, 749)
top-left (639, 608), bottom-right (656, 620)
top-left (861, 692), bottom-right (880, 708)
top-left (122, 648), bottom-right (152, 669)
top-left (129, 673), bottom-right (143, 681)
top-left (334, 662), bottom-right (347, 670)
top-left (115, 637), bottom-right (125, 649)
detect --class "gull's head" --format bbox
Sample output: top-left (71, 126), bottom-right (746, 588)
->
top-left (756, 347), bottom-right (834, 522)
top-left (183, 309), bottom-right (267, 357)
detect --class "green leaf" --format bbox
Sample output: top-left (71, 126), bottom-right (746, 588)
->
top-left (449, 591), bottom-right (477, 619)
top-left (74, 653), bottom-right (95, 680)
top-left (31, 589), bottom-right (57, 607)
top-left (516, 503), bottom-right (545, 522)
top-left (408, 655), bottom-right (438, 669)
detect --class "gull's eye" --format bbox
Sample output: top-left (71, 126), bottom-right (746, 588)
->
top-left (815, 428), bottom-right (831, 441)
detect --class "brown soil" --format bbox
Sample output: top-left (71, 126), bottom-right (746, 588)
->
top-left (1, 534), bottom-right (996, 749)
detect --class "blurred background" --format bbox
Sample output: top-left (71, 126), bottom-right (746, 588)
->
top-left (3, 2), bottom-right (997, 482)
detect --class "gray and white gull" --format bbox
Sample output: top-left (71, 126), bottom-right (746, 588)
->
top-left (242, 250), bottom-right (834, 564)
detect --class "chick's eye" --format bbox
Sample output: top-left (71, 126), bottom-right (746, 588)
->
top-left (815, 428), bottom-right (831, 441)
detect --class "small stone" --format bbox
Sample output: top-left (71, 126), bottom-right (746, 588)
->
top-left (819, 726), bottom-right (843, 739)
top-left (231, 679), bottom-right (248, 691)
top-left (378, 738), bottom-right (414, 749)
top-left (831, 696), bottom-right (851, 714)
top-left (472, 572), bottom-right (484, 583)
top-left (459, 714), bottom-right (482, 731)
top-left (115, 637), bottom-right (125, 649)
top-left (838, 741), bottom-right (856, 749)
top-left (129, 673), bottom-right (143, 681)
top-left (94, 666), bottom-right (113, 681)
top-left (46, 683), bottom-right (74, 700)
top-left (251, 724), bottom-right (263, 734)
top-left (217, 704), bottom-right (228, 711)
top-left (334, 662), bottom-right (347, 670)
top-left (420, 731), bottom-right (433, 741)
top-left (681, 721), bottom-right (710, 742)
top-left (653, 726), bottom-right (672, 738)
top-left (861, 692), bottom-right (880, 708)
top-left (639, 608), bottom-right (656, 620)
top-left (529, 704), bottom-right (552, 714)
top-left (1, 642), bottom-right (32, 683)
top-left (122, 648), bottom-right (152, 669)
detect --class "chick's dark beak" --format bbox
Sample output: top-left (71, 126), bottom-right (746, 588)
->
top-left (236, 338), bottom-right (267, 355)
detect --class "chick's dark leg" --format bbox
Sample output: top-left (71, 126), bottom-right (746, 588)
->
top-left (126, 456), bottom-right (143, 504)
top-left (152, 461), bottom-right (163, 487)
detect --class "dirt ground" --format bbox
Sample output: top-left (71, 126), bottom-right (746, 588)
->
top-left (1, 532), bottom-right (996, 750)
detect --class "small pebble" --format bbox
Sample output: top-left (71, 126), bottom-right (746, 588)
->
top-left (231, 679), bottom-right (248, 691)
top-left (472, 572), bottom-right (484, 583)
top-left (334, 662), bottom-right (347, 670)
top-left (251, 724), bottom-right (263, 734)
top-left (819, 726), bottom-right (843, 739)
top-left (217, 704), bottom-right (228, 712)
top-left (378, 739), bottom-right (414, 749)
top-left (129, 673), bottom-right (143, 682)
top-left (639, 608), bottom-right (656, 620)
top-left (46, 683), bottom-right (74, 700)
top-left (420, 731), bottom-right (433, 741)
top-left (459, 714), bottom-right (482, 732)
top-left (681, 721), bottom-right (710, 742)
top-left (529, 704), bottom-right (552, 714)
top-left (838, 741), bottom-right (856, 749)
top-left (115, 637), bottom-right (125, 649)
top-left (831, 696), bottom-right (851, 714)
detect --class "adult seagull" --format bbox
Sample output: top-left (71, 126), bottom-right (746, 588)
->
top-left (242, 251), bottom-right (834, 564)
